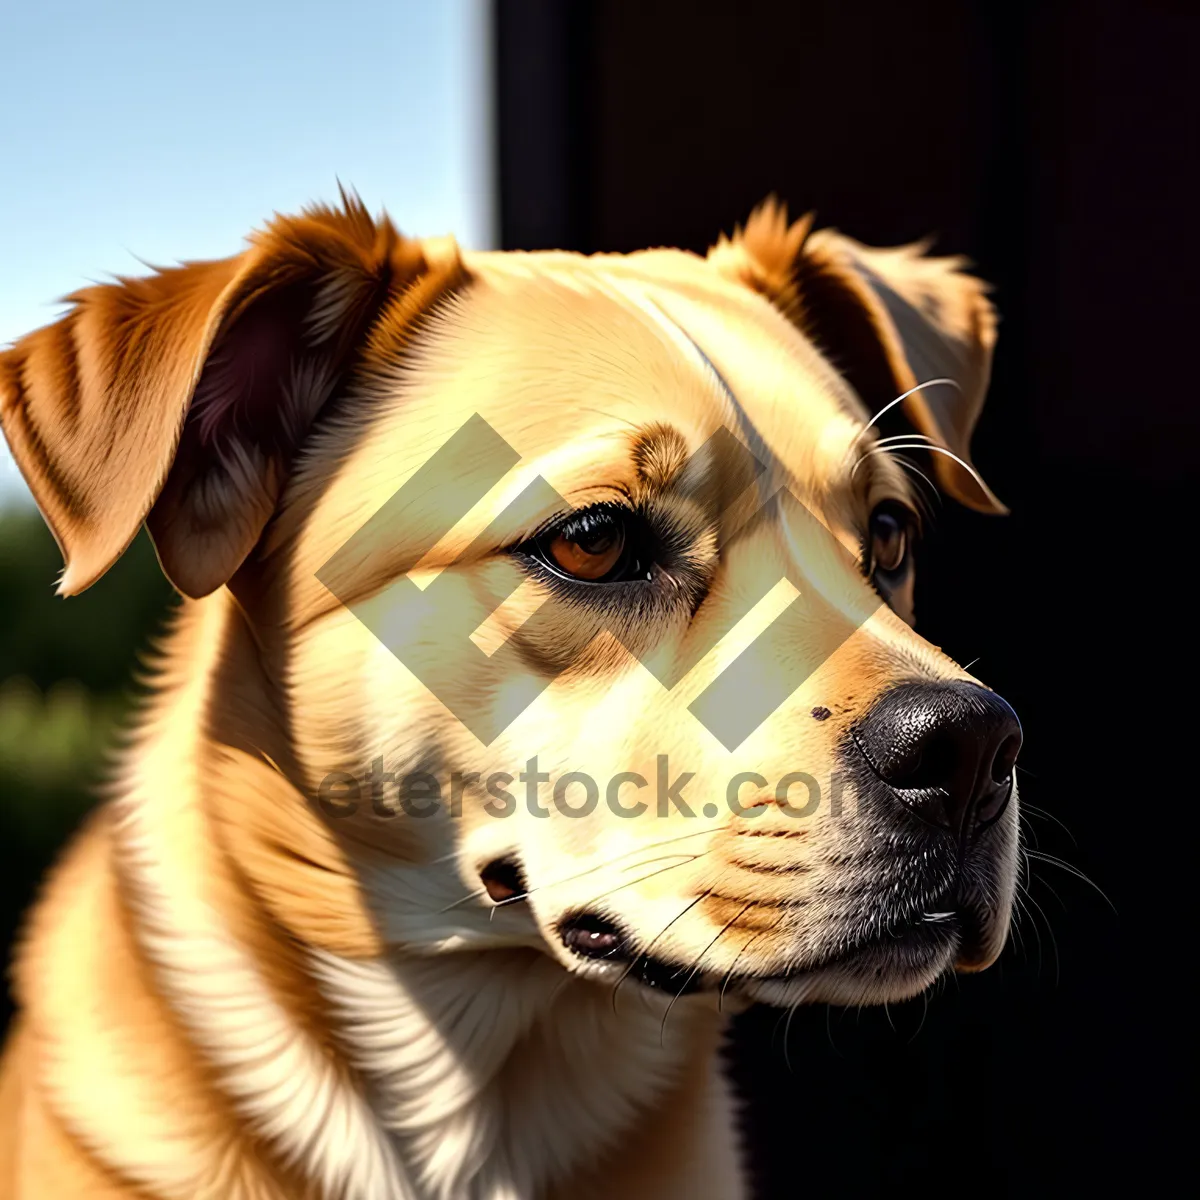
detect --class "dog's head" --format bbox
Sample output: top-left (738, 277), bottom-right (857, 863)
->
top-left (0, 196), bottom-right (1020, 1008)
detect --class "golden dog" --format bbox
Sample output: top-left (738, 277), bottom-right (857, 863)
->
top-left (0, 195), bottom-right (1021, 1199)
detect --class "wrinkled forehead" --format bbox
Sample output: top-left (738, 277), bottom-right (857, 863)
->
top-left (312, 251), bottom-right (892, 551)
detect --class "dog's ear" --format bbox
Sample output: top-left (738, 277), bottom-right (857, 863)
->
top-left (0, 194), bottom-right (463, 597)
top-left (709, 198), bottom-right (1004, 513)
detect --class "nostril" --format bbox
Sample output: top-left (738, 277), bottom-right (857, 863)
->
top-left (990, 734), bottom-right (1021, 785)
top-left (559, 912), bottom-right (627, 960)
top-left (480, 857), bottom-right (527, 904)
top-left (886, 731), bottom-right (958, 791)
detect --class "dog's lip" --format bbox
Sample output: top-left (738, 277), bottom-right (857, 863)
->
top-left (744, 912), bottom-right (963, 985)
top-left (950, 896), bottom-right (996, 970)
top-left (600, 905), bottom-right (982, 999)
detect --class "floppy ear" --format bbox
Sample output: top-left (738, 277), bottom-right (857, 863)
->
top-left (709, 199), bottom-right (1004, 513)
top-left (0, 194), bottom-right (462, 597)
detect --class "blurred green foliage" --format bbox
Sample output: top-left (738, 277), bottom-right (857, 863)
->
top-left (0, 505), bottom-right (173, 694)
top-left (0, 504), bottom-right (173, 1023)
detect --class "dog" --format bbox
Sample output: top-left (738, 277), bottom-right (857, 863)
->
top-left (0, 195), bottom-right (1021, 1199)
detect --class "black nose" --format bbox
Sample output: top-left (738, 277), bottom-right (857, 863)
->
top-left (853, 681), bottom-right (1022, 837)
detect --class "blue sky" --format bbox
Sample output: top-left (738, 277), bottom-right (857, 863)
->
top-left (0, 0), bottom-right (492, 500)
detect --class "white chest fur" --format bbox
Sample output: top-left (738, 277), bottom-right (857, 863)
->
top-left (311, 948), bottom-right (706, 1200)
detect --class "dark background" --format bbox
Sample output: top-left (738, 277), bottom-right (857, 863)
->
top-left (496, 1), bottom-right (1191, 1196)
top-left (0, 2), bottom-right (1192, 1196)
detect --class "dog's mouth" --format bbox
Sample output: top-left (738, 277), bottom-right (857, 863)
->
top-left (558, 900), bottom-right (992, 1003)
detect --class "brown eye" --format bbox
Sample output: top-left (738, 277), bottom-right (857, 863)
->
top-left (547, 511), bottom-right (627, 581)
top-left (525, 504), bottom-right (656, 585)
top-left (869, 505), bottom-right (911, 574)
top-left (549, 528), bottom-right (624, 580)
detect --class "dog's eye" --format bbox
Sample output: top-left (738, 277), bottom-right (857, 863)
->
top-left (548, 513), bottom-right (624, 580)
top-left (866, 501), bottom-right (919, 626)
top-left (870, 505), bottom-right (910, 574)
top-left (530, 506), bottom-right (652, 584)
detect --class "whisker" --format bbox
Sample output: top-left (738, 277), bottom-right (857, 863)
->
top-left (783, 984), bottom-right (817, 1072)
top-left (659, 903), bottom-right (754, 1042)
top-left (1021, 886), bottom-right (1061, 988)
top-left (576, 854), bottom-right (707, 916)
top-left (564, 859), bottom-right (720, 1008)
top-left (1025, 850), bottom-right (1116, 913)
top-left (898, 454), bottom-right (939, 491)
top-left (852, 442), bottom-right (992, 503)
top-left (871, 433), bottom-right (939, 448)
top-left (1008, 902), bottom-right (1027, 955)
top-left (488, 851), bottom-right (701, 922)
top-left (907, 989), bottom-right (931, 1045)
top-left (824, 1004), bottom-right (839, 1057)
top-left (1014, 889), bottom-right (1040, 974)
top-left (846, 378), bottom-right (962, 455)
top-left (610, 890), bottom-right (714, 1012)
top-left (438, 826), bottom-right (715, 913)
top-left (718, 922), bottom-right (781, 1012)
top-left (1013, 867), bottom-right (1043, 976)
top-left (544, 967), bottom-right (579, 1010)
top-left (1018, 809), bottom-right (1042, 851)
top-left (1033, 872), bottom-right (1070, 914)
top-left (886, 453), bottom-right (940, 519)
top-left (1021, 802), bottom-right (1078, 847)
top-left (1006, 893), bottom-right (1026, 958)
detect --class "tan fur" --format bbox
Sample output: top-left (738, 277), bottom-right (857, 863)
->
top-left (0, 197), bottom-right (1015, 1198)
